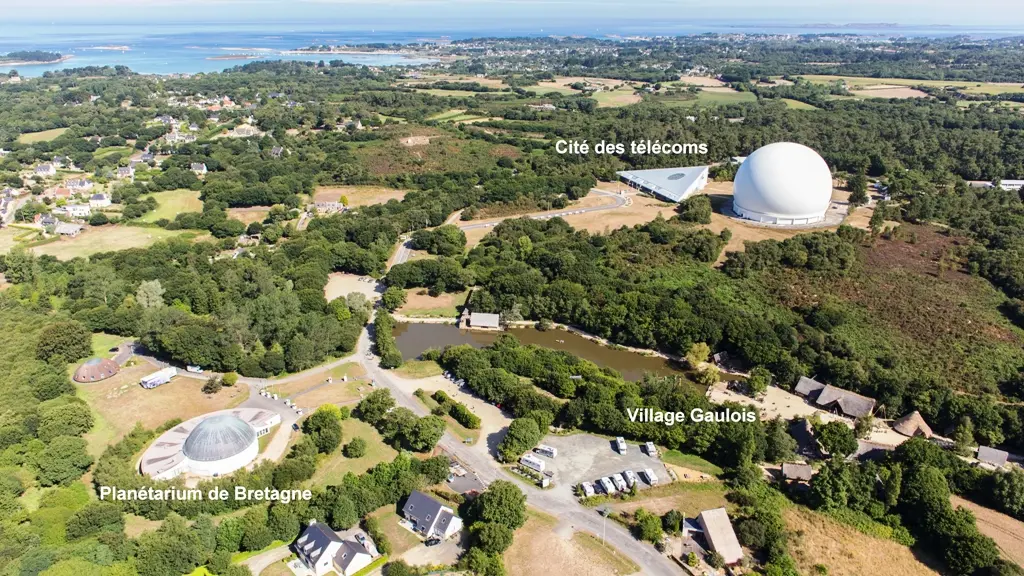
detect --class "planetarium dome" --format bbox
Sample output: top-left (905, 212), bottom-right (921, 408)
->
top-left (732, 142), bottom-right (834, 226)
top-left (182, 414), bottom-right (257, 462)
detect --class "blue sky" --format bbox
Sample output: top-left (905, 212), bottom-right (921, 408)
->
top-left (2, 0), bottom-right (1024, 27)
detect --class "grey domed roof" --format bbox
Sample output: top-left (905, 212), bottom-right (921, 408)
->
top-left (182, 415), bottom-right (256, 462)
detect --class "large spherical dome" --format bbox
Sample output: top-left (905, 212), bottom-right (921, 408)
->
top-left (733, 142), bottom-right (833, 225)
top-left (182, 415), bottom-right (256, 462)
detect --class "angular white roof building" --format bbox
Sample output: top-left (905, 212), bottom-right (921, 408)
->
top-left (616, 165), bottom-right (709, 202)
top-left (139, 408), bottom-right (280, 479)
top-left (733, 142), bottom-right (833, 226)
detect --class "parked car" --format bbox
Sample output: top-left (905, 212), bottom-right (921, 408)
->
top-left (186, 365), bottom-right (203, 374)
top-left (425, 538), bottom-right (441, 547)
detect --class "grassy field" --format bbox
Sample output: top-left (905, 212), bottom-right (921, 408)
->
top-left (611, 480), bottom-right (729, 517)
top-left (310, 418), bottom-right (398, 485)
top-left (655, 90), bottom-right (758, 107)
top-left (415, 88), bottom-right (480, 97)
top-left (393, 360), bottom-right (444, 379)
top-left (93, 146), bottom-right (134, 159)
top-left (661, 450), bottom-right (724, 476)
top-left (350, 130), bottom-right (519, 177)
top-left (79, 358), bottom-right (249, 456)
top-left (30, 227), bottom-right (199, 260)
top-left (796, 74), bottom-right (1024, 95)
top-left (592, 88), bottom-right (642, 108)
top-left (17, 127), bottom-right (68, 143)
top-left (263, 362), bottom-right (366, 407)
top-left (367, 507), bottom-right (421, 556)
top-left (505, 509), bottom-right (639, 576)
top-left (397, 288), bottom-right (469, 318)
top-left (138, 189), bottom-right (204, 222)
top-left (90, 332), bottom-right (124, 358)
top-left (785, 506), bottom-right (940, 576)
top-left (123, 514), bottom-right (162, 538)
top-left (257, 557), bottom-right (293, 576)
top-left (952, 495), bottom-right (1024, 567)
top-left (782, 98), bottom-right (818, 110)
top-left (313, 185), bottom-right (409, 207)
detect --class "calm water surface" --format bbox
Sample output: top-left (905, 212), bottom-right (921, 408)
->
top-left (392, 322), bottom-right (685, 381)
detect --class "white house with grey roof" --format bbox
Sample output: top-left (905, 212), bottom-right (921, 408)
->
top-left (294, 521), bottom-right (375, 576)
top-left (400, 490), bottom-right (463, 540)
top-left (467, 312), bottom-right (501, 330)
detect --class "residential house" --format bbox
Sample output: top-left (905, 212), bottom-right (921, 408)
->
top-left (51, 155), bottom-right (67, 168)
top-left (231, 124), bottom-right (259, 138)
top-left (65, 204), bottom-right (92, 218)
top-left (55, 222), bottom-right (83, 236)
top-left (141, 152), bottom-right (155, 162)
top-left (89, 193), bottom-right (112, 209)
top-left (117, 166), bottom-right (135, 180)
top-left (400, 490), bottom-right (464, 540)
top-left (294, 521), bottom-right (376, 576)
top-left (310, 201), bottom-right (344, 215)
top-left (189, 123), bottom-right (200, 131)
top-left (64, 178), bottom-right (94, 193)
top-left (191, 163), bottom-right (208, 175)
top-left (35, 164), bottom-right (57, 177)
top-left (44, 187), bottom-right (72, 200)
top-left (36, 214), bottom-right (57, 227)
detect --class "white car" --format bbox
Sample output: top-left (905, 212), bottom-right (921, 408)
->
top-left (186, 365), bottom-right (203, 374)
top-left (612, 473), bottom-right (628, 492)
top-left (623, 470), bottom-right (638, 488)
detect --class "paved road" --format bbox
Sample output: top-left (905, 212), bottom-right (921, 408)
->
top-left (241, 544), bottom-right (291, 575)
top-left (353, 326), bottom-right (681, 576)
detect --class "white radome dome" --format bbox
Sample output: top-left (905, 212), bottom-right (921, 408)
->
top-left (732, 142), bottom-right (833, 225)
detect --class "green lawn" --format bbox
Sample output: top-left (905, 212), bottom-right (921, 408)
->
top-left (94, 146), bottom-right (134, 159)
top-left (90, 332), bottom-right (124, 358)
top-left (310, 418), bottom-right (397, 485)
top-left (31, 227), bottom-right (200, 260)
top-left (367, 507), bottom-right (421, 556)
top-left (662, 450), bottom-right (725, 476)
top-left (652, 90), bottom-right (758, 108)
top-left (525, 85), bottom-right (578, 96)
top-left (17, 127), bottom-right (68, 143)
top-left (393, 360), bottom-right (444, 379)
top-left (138, 189), bottom-right (204, 223)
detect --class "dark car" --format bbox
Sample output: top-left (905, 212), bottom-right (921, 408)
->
top-left (425, 538), bottom-right (441, 547)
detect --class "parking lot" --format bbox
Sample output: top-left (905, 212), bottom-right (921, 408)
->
top-left (538, 433), bottom-right (670, 493)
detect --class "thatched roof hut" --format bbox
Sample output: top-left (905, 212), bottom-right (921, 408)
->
top-left (893, 411), bottom-right (933, 439)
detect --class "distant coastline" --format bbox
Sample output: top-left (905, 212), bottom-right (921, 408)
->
top-left (0, 55), bottom-right (73, 66)
top-left (206, 54), bottom-right (263, 61)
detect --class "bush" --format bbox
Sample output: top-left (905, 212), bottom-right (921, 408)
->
top-left (363, 517), bottom-right (391, 555)
top-left (222, 372), bottom-right (238, 386)
top-left (343, 437), bottom-right (367, 458)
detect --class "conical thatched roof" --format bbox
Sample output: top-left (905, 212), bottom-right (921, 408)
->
top-left (893, 411), bottom-right (933, 438)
